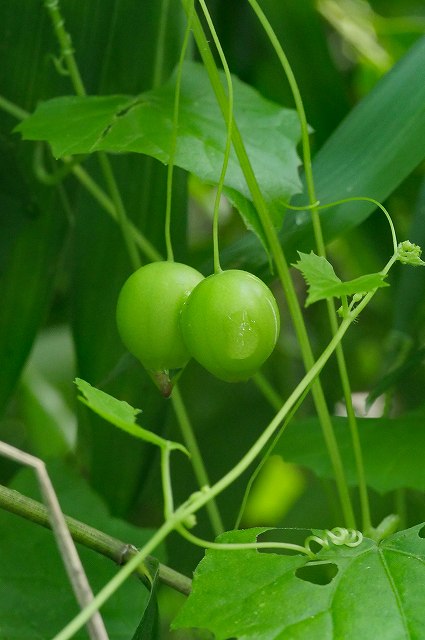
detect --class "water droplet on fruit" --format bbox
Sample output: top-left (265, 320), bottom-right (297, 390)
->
top-left (226, 311), bottom-right (259, 359)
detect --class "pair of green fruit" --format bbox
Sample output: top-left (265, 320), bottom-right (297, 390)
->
top-left (116, 261), bottom-right (280, 388)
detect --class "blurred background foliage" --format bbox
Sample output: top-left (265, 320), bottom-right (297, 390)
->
top-left (1, 0), bottom-right (425, 603)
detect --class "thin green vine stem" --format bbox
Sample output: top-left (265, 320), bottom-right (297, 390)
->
top-left (53, 517), bottom-right (178, 640)
top-left (314, 196), bottom-right (398, 254)
top-left (161, 446), bottom-right (175, 519)
top-left (246, 0), bottom-right (372, 531)
top-left (53, 314), bottom-right (349, 640)
top-left (234, 384), bottom-right (311, 529)
top-left (97, 154), bottom-right (142, 270)
top-left (152, 0), bottom-right (171, 88)
top-left (164, 0), bottom-right (195, 261)
top-left (180, 0), bottom-right (356, 529)
top-left (197, 0), bottom-right (234, 274)
top-left (54, 256), bottom-right (395, 639)
top-left (44, 0), bottom-right (86, 97)
top-left (139, 0), bottom-right (173, 260)
top-left (0, 94), bottom-right (30, 120)
top-left (171, 385), bottom-right (224, 536)
top-left (251, 372), bottom-right (282, 412)
top-left (44, 0), bottom-right (142, 271)
top-left (176, 524), bottom-right (314, 558)
top-left (70, 165), bottom-right (163, 262)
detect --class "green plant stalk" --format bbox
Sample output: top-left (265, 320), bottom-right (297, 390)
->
top-left (246, 0), bottom-right (372, 532)
top-left (177, 524), bottom-right (314, 558)
top-left (0, 94), bottom-right (32, 120)
top-left (251, 372), bottom-right (282, 412)
top-left (44, 0), bottom-right (86, 97)
top-left (71, 165), bottom-right (163, 261)
top-left (395, 489), bottom-right (407, 531)
top-left (197, 0), bottom-right (234, 274)
top-left (181, 0), bottom-right (355, 528)
top-left (152, 0), bottom-right (171, 89)
top-left (161, 445), bottom-right (175, 519)
top-left (171, 385), bottom-right (224, 536)
top-left (96, 154), bottom-right (141, 270)
top-left (54, 267), bottom-right (390, 639)
top-left (0, 484), bottom-right (191, 595)
top-left (33, 144), bottom-right (84, 185)
top-left (54, 517), bottom-right (178, 640)
top-left (309, 194), bottom-right (397, 530)
top-left (164, 0), bottom-right (194, 261)
top-left (45, 0), bottom-right (142, 271)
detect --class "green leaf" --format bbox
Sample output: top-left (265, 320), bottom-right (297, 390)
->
top-left (173, 525), bottom-right (425, 639)
top-left (275, 413), bottom-right (425, 494)
top-left (293, 251), bottom-right (388, 306)
top-left (16, 61), bottom-right (303, 238)
top-left (0, 141), bottom-right (67, 415)
top-left (366, 345), bottom-right (425, 409)
top-left (75, 378), bottom-right (188, 454)
top-left (131, 557), bottom-right (160, 640)
top-left (15, 95), bottom-right (136, 156)
top-left (0, 463), bottom-right (164, 639)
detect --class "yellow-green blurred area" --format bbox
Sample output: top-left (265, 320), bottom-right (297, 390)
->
top-left (241, 455), bottom-right (306, 527)
top-left (317, 0), bottom-right (425, 93)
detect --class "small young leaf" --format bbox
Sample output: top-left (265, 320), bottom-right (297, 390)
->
top-left (293, 251), bottom-right (388, 306)
top-left (75, 378), bottom-right (187, 454)
top-left (173, 525), bottom-right (425, 640)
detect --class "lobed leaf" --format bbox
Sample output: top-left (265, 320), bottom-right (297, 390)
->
top-left (174, 524), bottom-right (425, 639)
top-left (16, 61), bottom-right (303, 241)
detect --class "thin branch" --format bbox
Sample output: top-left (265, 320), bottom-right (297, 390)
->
top-left (0, 482), bottom-right (192, 596)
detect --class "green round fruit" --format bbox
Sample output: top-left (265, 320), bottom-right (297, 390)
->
top-left (180, 269), bottom-right (280, 382)
top-left (116, 261), bottom-right (204, 372)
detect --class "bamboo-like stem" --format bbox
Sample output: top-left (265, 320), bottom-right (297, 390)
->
top-left (0, 483), bottom-right (192, 596)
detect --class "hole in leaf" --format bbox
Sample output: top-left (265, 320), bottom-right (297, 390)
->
top-left (295, 562), bottom-right (338, 585)
top-left (419, 525), bottom-right (425, 539)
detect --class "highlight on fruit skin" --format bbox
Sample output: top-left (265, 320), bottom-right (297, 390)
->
top-left (180, 269), bottom-right (280, 382)
top-left (116, 261), bottom-right (204, 389)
